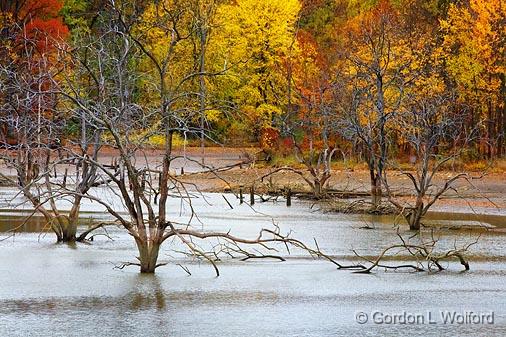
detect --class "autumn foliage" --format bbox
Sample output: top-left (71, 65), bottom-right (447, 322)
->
top-left (0, 0), bottom-right (69, 143)
top-left (2, 0), bottom-right (68, 49)
top-left (1, 0), bottom-right (505, 159)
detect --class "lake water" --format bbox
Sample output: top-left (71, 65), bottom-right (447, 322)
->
top-left (0, 193), bottom-right (505, 336)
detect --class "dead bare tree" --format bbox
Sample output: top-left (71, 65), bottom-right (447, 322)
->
top-left (189, 0), bottom-right (220, 164)
top-left (289, 86), bottom-right (338, 198)
top-left (53, 1), bottom-right (354, 274)
top-left (276, 54), bottom-right (339, 198)
top-left (383, 94), bottom-right (476, 230)
top-left (0, 22), bottom-right (103, 243)
top-left (265, 145), bottom-right (338, 199)
top-left (337, 4), bottom-right (416, 209)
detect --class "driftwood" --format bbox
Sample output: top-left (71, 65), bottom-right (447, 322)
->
top-left (352, 228), bottom-right (477, 273)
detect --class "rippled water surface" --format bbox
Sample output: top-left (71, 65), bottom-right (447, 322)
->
top-left (0, 193), bottom-right (505, 337)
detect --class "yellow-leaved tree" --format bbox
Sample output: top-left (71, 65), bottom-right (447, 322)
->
top-left (214, 0), bottom-right (302, 140)
top-left (440, 0), bottom-right (506, 157)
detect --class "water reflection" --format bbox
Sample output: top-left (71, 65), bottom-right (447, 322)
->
top-left (0, 214), bottom-right (47, 233)
top-left (0, 213), bottom-right (94, 233)
top-left (129, 275), bottom-right (166, 311)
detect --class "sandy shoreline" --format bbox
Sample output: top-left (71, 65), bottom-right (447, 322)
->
top-left (1, 146), bottom-right (505, 217)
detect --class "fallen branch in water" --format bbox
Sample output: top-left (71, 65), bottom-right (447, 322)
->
top-left (77, 222), bottom-right (115, 242)
top-left (111, 221), bottom-right (367, 276)
top-left (352, 228), bottom-right (479, 274)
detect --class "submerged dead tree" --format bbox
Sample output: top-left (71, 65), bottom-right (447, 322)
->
top-left (57, 1), bottom-right (350, 274)
top-left (275, 26), bottom-right (339, 199)
top-left (338, 3), bottom-right (418, 209)
top-left (0, 22), bottom-right (102, 243)
top-left (383, 94), bottom-right (475, 230)
top-left (353, 228), bottom-right (477, 273)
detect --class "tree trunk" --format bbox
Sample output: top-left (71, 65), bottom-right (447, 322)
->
top-left (61, 224), bottom-right (77, 242)
top-left (56, 197), bottom-right (82, 243)
top-left (52, 216), bottom-right (76, 243)
top-left (313, 180), bottom-right (322, 198)
top-left (405, 200), bottom-right (424, 231)
top-left (21, 188), bottom-right (78, 243)
top-left (199, 24), bottom-right (207, 165)
top-left (136, 239), bottom-right (161, 273)
top-left (371, 175), bottom-right (382, 208)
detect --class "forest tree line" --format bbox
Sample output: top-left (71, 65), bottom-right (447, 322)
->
top-left (1, 0), bottom-right (504, 158)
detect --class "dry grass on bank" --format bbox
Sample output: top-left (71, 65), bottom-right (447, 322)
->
top-left (263, 153), bottom-right (506, 174)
